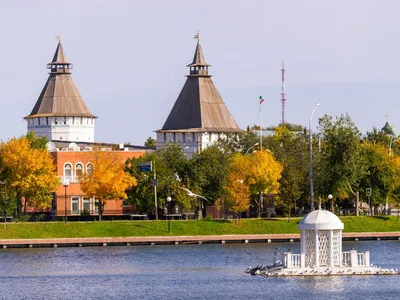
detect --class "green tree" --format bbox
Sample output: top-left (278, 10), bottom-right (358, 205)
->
top-left (144, 137), bottom-right (157, 148)
top-left (0, 183), bottom-right (16, 229)
top-left (315, 114), bottom-right (366, 212)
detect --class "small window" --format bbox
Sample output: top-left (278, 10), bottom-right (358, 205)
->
top-left (71, 197), bottom-right (79, 215)
top-left (83, 198), bottom-right (90, 213)
top-left (64, 164), bottom-right (72, 181)
top-left (64, 117), bottom-right (67, 124)
top-left (38, 118), bottom-right (41, 126)
top-left (86, 164), bottom-right (93, 175)
top-left (46, 117), bottom-right (48, 125)
top-left (76, 164), bottom-right (83, 179)
top-left (55, 117), bottom-right (58, 125)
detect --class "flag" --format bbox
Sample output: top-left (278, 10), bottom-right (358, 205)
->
top-left (259, 96), bottom-right (264, 104)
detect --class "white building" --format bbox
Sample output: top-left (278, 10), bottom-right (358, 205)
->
top-left (25, 40), bottom-right (96, 143)
top-left (155, 37), bottom-right (242, 156)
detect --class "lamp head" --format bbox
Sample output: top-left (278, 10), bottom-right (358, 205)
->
top-left (167, 196), bottom-right (172, 202)
top-left (328, 194), bottom-right (333, 200)
top-left (63, 179), bottom-right (69, 187)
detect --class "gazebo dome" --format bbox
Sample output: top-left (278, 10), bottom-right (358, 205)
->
top-left (298, 210), bottom-right (343, 230)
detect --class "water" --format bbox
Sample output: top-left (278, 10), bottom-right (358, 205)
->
top-left (0, 241), bottom-right (399, 300)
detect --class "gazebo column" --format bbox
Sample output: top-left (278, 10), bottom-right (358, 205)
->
top-left (300, 230), bottom-right (306, 268)
top-left (339, 230), bottom-right (343, 266)
top-left (329, 230), bottom-right (334, 267)
top-left (314, 230), bottom-right (319, 267)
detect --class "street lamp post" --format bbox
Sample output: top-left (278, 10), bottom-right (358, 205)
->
top-left (167, 196), bottom-right (171, 233)
top-left (387, 135), bottom-right (398, 214)
top-left (309, 103), bottom-right (320, 211)
top-left (63, 179), bottom-right (69, 223)
top-left (328, 194), bottom-right (333, 213)
top-left (245, 143), bottom-right (259, 155)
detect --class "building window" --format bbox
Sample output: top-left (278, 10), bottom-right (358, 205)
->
top-left (55, 117), bottom-right (58, 124)
top-left (64, 164), bottom-right (72, 181)
top-left (38, 118), bottom-right (41, 126)
top-left (73, 117), bottom-right (75, 124)
top-left (64, 117), bottom-right (67, 124)
top-left (83, 198), bottom-right (90, 213)
top-left (71, 197), bottom-right (79, 215)
top-left (183, 133), bottom-right (186, 141)
top-left (76, 164), bottom-right (83, 179)
top-left (163, 133), bottom-right (166, 141)
top-left (46, 117), bottom-right (48, 125)
top-left (86, 163), bottom-right (93, 175)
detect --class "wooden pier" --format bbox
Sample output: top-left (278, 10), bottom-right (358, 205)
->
top-left (0, 232), bottom-right (399, 249)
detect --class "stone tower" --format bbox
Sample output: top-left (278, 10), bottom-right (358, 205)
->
top-left (25, 39), bottom-right (96, 142)
top-left (156, 36), bottom-right (242, 156)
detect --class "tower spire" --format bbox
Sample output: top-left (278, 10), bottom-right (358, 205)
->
top-left (281, 61), bottom-right (286, 125)
top-left (187, 33), bottom-right (210, 76)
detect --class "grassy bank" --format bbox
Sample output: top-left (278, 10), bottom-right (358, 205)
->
top-left (0, 216), bottom-right (399, 239)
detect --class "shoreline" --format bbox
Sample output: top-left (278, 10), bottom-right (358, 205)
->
top-left (1, 232), bottom-right (400, 249)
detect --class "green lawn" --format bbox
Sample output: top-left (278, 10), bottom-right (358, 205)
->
top-left (0, 216), bottom-right (399, 239)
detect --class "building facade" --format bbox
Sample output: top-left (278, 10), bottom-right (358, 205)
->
top-left (156, 37), bottom-right (242, 156)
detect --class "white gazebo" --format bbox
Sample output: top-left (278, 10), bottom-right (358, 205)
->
top-left (251, 209), bottom-right (398, 276)
top-left (298, 210), bottom-right (344, 268)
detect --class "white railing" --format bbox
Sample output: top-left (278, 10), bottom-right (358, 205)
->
top-left (285, 252), bottom-right (301, 268)
top-left (342, 251), bottom-right (351, 266)
top-left (342, 250), bottom-right (370, 267)
top-left (291, 254), bottom-right (301, 268)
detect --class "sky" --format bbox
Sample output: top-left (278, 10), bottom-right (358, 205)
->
top-left (1, 0), bottom-right (400, 146)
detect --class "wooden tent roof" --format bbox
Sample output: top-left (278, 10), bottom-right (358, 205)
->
top-left (25, 41), bottom-right (96, 119)
top-left (157, 41), bottom-right (241, 133)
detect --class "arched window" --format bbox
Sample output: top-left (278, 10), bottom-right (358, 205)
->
top-left (76, 164), bottom-right (83, 179)
top-left (64, 164), bottom-right (72, 181)
top-left (86, 163), bottom-right (93, 175)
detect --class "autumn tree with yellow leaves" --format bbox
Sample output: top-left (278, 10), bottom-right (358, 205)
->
top-left (80, 149), bottom-right (137, 221)
top-left (0, 134), bottom-right (60, 215)
top-left (224, 151), bottom-right (283, 221)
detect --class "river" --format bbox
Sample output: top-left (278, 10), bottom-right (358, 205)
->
top-left (0, 241), bottom-right (399, 299)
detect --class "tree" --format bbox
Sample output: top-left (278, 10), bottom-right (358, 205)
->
top-left (315, 114), bottom-right (366, 212)
top-left (224, 153), bottom-right (251, 223)
top-left (272, 131), bottom-right (309, 219)
top-left (144, 137), bottom-right (157, 148)
top-left (0, 183), bottom-right (16, 229)
top-left (358, 143), bottom-right (394, 214)
top-left (80, 149), bottom-right (137, 221)
top-left (0, 135), bottom-right (59, 215)
top-left (247, 150), bottom-right (283, 218)
top-left (188, 146), bottom-right (230, 203)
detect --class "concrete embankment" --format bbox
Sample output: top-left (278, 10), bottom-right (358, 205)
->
top-left (0, 232), bottom-right (399, 249)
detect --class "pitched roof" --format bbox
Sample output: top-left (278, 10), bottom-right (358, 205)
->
top-left (25, 41), bottom-right (96, 119)
top-left (187, 41), bottom-right (210, 67)
top-left (157, 40), bottom-right (241, 133)
top-left (50, 41), bottom-right (70, 65)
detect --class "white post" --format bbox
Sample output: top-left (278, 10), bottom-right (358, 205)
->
top-left (339, 230), bottom-right (343, 266)
top-left (286, 252), bottom-right (292, 268)
top-left (329, 230), bottom-right (334, 267)
top-left (350, 249), bottom-right (358, 267)
top-left (300, 230), bottom-right (306, 268)
top-left (314, 230), bottom-right (319, 267)
top-left (364, 251), bottom-right (370, 266)
top-left (309, 103), bottom-right (319, 211)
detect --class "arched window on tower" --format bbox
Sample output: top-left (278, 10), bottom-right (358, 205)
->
top-left (64, 164), bottom-right (72, 181)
